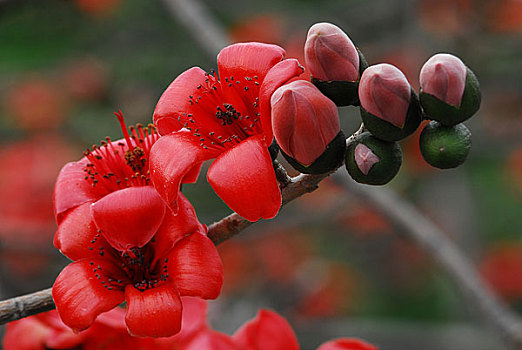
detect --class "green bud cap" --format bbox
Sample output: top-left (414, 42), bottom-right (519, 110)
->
top-left (345, 132), bottom-right (403, 185)
top-left (419, 121), bottom-right (472, 169)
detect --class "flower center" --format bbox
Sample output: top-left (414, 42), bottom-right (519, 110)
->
top-left (120, 245), bottom-right (169, 291)
top-left (180, 70), bottom-right (264, 151)
top-left (88, 238), bottom-right (169, 292)
top-left (83, 111), bottom-right (159, 193)
top-left (216, 103), bottom-right (241, 126)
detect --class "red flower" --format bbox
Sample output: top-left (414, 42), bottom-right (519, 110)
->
top-left (52, 113), bottom-right (223, 337)
top-left (233, 310), bottom-right (300, 350)
top-left (150, 42), bottom-right (304, 221)
top-left (2, 308), bottom-right (151, 350)
top-left (3, 297), bottom-right (210, 350)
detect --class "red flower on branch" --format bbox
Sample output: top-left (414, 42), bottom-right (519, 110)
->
top-left (3, 297), bottom-right (210, 350)
top-left (150, 42), bottom-right (303, 221)
top-left (52, 113), bottom-right (223, 337)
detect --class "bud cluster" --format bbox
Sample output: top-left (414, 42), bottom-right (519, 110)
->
top-left (271, 22), bottom-right (481, 184)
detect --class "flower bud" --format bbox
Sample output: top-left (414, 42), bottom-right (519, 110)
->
top-left (420, 53), bottom-right (481, 126)
top-left (359, 63), bottom-right (422, 142)
top-left (305, 22), bottom-right (360, 82)
top-left (419, 120), bottom-right (472, 169)
top-left (305, 22), bottom-right (368, 106)
top-left (345, 132), bottom-right (403, 185)
top-left (271, 80), bottom-right (345, 174)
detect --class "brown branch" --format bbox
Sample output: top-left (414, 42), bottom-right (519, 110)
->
top-left (0, 288), bottom-right (54, 325)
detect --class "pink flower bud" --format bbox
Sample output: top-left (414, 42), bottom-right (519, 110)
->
top-left (271, 80), bottom-right (340, 166)
top-left (354, 143), bottom-right (380, 175)
top-left (305, 22), bottom-right (360, 82)
top-left (420, 53), bottom-right (467, 107)
top-left (359, 64), bottom-right (411, 128)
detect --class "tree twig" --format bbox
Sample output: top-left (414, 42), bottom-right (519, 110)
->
top-left (0, 288), bottom-right (54, 325)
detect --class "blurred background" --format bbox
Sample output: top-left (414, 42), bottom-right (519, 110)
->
top-left (0, 0), bottom-right (520, 349)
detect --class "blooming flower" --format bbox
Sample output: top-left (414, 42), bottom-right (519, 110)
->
top-left (150, 42), bottom-right (304, 222)
top-left (2, 297), bottom-right (210, 350)
top-left (2, 308), bottom-right (153, 350)
top-left (52, 113), bottom-right (223, 337)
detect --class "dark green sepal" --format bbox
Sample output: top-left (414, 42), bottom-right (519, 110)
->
top-left (268, 138), bottom-right (280, 160)
top-left (282, 130), bottom-right (346, 174)
top-left (345, 132), bottom-right (402, 185)
top-left (360, 89), bottom-right (422, 142)
top-left (420, 68), bottom-right (481, 126)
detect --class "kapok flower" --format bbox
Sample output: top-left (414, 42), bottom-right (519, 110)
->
top-left (304, 22), bottom-right (360, 82)
top-left (419, 53), bottom-right (481, 126)
top-left (359, 64), bottom-right (411, 129)
top-left (271, 80), bottom-right (345, 174)
top-left (272, 80), bottom-right (340, 165)
top-left (233, 310), bottom-right (300, 350)
top-left (52, 113), bottom-right (223, 337)
top-left (2, 308), bottom-right (153, 350)
top-left (419, 53), bottom-right (467, 108)
top-left (358, 64), bottom-right (422, 142)
top-left (150, 42), bottom-right (304, 222)
top-left (3, 297), bottom-right (210, 350)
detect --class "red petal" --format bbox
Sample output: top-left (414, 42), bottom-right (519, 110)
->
top-left (153, 67), bottom-right (204, 135)
top-left (153, 193), bottom-right (205, 261)
top-left (54, 202), bottom-right (110, 261)
top-left (52, 259), bottom-right (126, 332)
top-left (168, 233), bottom-right (223, 299)
top-left (53, 161), bottom-right (100, 222)
top-left (207, 135), bottom-right (281, 221)
top-left (124, 283), bottom-right (182, 337)
top-left (182, 162), bottom-right (203, 184)
top-left (233, 310), bottom-right (300, 350)
top-left (259, 59), bottom-right (304, 141)
top-left (3, 317), bottom-right (52, 350)
top-left (164, 296), bottom-right (210, 346)
top-left (217, 43), bottom-right (285, 82)
top-left (45, 327), bottom-right (86, 350)
top-left (150, 131), bottom-right (218, 211)
top-left (317, 338), bottom-right (379, 350)
top-left (153, 67), bottom-right (224, 136)
top-left (91, 186), bottom-right (166, 251)
top-left (186, 331), bottom-right (240, 350)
